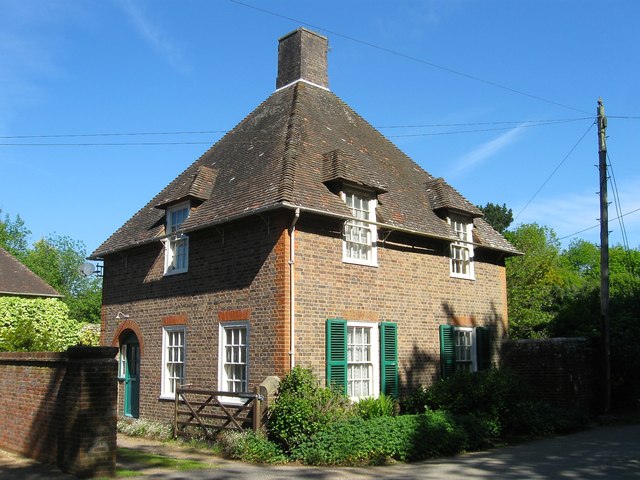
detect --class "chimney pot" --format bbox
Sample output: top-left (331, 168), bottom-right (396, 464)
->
top-left (276, 28), bottom-right (329, 90)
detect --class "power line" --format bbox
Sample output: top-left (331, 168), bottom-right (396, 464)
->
top-left (0, 118), bottom-right (595, 146)
top-left (0, 130), bottom-right (227, 140)
top-left (559, 207), bottom-right (640, 241)
top-left (608, 154), bottom-right (629, 250)
top-left (379, 117), bottom-right (592, 129)
top-left (387, 118), bottom-right (590, 138)
top-left (0, 141), bottom-right (215, 147)
top-left (230, 0), bottom-right (590, 115)
top-left (514, 122), bottom-right (595, 222)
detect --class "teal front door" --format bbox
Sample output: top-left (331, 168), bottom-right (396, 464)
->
top-left (121, 334), bottom-right (140, 418)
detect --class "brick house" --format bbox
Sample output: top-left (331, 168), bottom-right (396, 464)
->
top-left (91, 28), bottom-right (519, 420)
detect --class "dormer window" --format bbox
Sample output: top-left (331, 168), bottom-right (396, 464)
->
top-left (164, 202), bottom-right (190, 275)
top-left (448, 215), bottom-right (474, 279)
top-left (341, 189), bottom-right (377, 266)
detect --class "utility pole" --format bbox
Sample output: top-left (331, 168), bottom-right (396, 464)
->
top-left (597, 98), bottom-right (611, 414)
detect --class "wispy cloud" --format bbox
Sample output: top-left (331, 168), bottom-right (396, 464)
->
top-left (516, 178), bottom-right (640, 247)
top-left (117, 1), bottom-right (190, 75)
top-left (448, 124), bottom-right (525, 178)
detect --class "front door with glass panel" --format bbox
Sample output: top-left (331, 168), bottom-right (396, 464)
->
top-left (121, 333), bottom-right (140, 418)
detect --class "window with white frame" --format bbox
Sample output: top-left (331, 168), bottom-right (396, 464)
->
top-left (219, 323), bottom-right (249, 393)
top-left (161, 327), bottom-right (186, 398)
top-left (454, 327), bottom-right (475, 372)
top-left (448, 216), bottom-right (474, 279)
top-left (342, 190), bottom-right (377, 265)
top-left (439, 325), bottom-right (491, 379)
top-left (164, 203), bottom-right (190, 275)
top-left (347, 323), bottom-right (380, 400)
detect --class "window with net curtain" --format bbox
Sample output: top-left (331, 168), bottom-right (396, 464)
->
top-left (220, 324), bottom-right (248, 393)
top-left (342, 190), bottom-right (377, 266)
top-left (162, 326), bottom-right (185, 397)
top-left (164, 203), bottom-right (190, 274)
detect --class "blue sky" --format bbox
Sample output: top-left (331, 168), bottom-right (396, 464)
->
top-left (1, 1), bottom-right (638, 257)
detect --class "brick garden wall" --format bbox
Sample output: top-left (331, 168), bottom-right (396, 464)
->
top-left (0, 347), bottom-right (118, 477)
top-left (502, 338), bottom-right (596, 411)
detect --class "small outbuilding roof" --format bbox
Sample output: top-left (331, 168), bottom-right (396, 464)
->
top-left (0, 247), bottom-right (62, 298)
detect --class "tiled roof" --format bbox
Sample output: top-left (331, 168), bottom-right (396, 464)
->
top-left (426, 178), bottom-right (483, 217)
top-left (0, 247), bottom-right (62, 298)
top-left (92, 81), bottom-right (519, 258)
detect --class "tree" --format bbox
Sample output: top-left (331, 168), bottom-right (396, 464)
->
top-left (0, 210), bottom-right (102, 324)
top-left (0, 209), bottom-right (30, 257)
top-left (477, 203), bottom-right (513, 233)
top-left (504, 223), bottom-right (563, 339)
top-left (23, 235), bottom-right (102, 323)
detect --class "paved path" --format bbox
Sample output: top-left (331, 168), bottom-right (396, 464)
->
top-left (0, 424), bottom-right (638, 479)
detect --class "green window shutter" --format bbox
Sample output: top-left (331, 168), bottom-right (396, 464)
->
top-left (380, 322), bottom-right (398, 398)
top-left (439, 325), bottom-right (456, 379)
top-left (326, 318), bottom-right (347, 394)
top-left (476, 327), bottom-right (492, 371)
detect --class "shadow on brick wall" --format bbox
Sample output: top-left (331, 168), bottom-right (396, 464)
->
top-left (26, 347), bottom-right (118, 478)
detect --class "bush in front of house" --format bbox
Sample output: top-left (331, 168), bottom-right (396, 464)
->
top-left (412, 368), bottom-right (589, 439)
top-left (292, 409), bottom-right (470, 465)
top-left (354, 394), bottom-right (397, 420)
top-left (218, 430), bottom-right (287, 464)
top-left (268, 366), bottom-right (353, 452)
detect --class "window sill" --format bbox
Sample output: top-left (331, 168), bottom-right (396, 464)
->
top-left (450, 272), bottom-right (475, 281)
top-left (158, 394), bottom-right (177, 401)
top-left (163, 268), bottom-right (188, 277)
top-left (342, 258), bottom-right (378, 268)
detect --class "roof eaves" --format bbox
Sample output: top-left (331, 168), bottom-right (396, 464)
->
top-left (0, 291), bottom-right (63, 298)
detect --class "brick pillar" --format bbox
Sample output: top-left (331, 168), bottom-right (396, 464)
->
top-left (60, 347), bottom-right (118, 478)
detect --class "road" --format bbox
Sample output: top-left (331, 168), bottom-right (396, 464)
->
top-left (0, 423), bottom-right (638, 479)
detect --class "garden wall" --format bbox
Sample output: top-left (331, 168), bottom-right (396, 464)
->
top-left (502, 337), bottom-right (596, 412)
top-left (0, 346), bottom-right (118, 477)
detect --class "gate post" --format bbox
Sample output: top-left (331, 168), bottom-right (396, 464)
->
top-left (252, 386), bottom-right (261, 431)
top-left (173, 388), bottom-right (179, 439)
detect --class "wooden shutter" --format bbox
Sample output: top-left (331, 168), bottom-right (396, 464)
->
top-left (476, 327), bottom-right (492, 371)
top-left (326, 318), bottom-right (347, 394)
top-left (380, 322), bottom-right (398, 398)
top-left (439, 325), bottom-right (456, 379)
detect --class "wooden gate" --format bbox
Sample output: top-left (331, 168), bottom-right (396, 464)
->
top-left (173, 386), bottom-right (265, 439)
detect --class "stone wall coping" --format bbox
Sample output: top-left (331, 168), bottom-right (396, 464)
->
top-left (0, 346), bottom-right (118, 363)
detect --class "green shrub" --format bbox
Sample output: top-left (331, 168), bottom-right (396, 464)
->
top-left (424, 368), bottom-right (537, 438)
top-left (401, 385), bottom-right (430, 414)
top-left (217, 431), bottom-right (287, 464)
top-left (354, 394), bottom-right (397, 420)
top-left (293, 410), bottom-right (468, 465)
top-left (268, 366), bottom-right (352, 452)
top-left (424, 368), bottom-right (590, 439)
top-left (0, 297), bottom-right (83, 352)
top-left (77, 322), bottom-right (100, 346)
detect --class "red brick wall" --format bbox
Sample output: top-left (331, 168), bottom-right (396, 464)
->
top-left (0, 347), bottom-right (118, 477)
top-left (293, 216), bottom-right (508, 393)
top-left (502, 338), bottom-right (596, 411)
top-left (101, 213), bottom-right (291, 421)
top-left (101, 210), bottom-right (509, 420)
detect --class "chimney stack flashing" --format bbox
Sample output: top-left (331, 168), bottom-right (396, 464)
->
top-left (276, 28), bottom-right (329, 91)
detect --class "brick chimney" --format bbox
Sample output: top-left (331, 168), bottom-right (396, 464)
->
top-left (276, 28), bottom-right (329, 90)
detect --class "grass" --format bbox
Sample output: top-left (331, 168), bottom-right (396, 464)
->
top-left (107, 447), bottom-right (216, 478)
